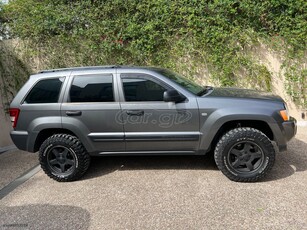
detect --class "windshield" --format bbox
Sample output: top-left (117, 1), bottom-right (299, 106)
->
top-left (156, 69), bottom-right (204, 95)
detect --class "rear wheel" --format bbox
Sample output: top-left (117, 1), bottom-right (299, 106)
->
top-left (39, 134), bottom-right (90, 182)
top-left (214, 127), bottom-right (275, 182)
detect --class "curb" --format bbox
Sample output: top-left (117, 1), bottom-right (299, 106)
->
top-left (0, 145), bottom-right (17, 154)
top-left (0, 164), bottom-right (41, 200)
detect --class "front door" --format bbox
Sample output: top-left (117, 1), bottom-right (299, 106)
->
top-left (117, 72), bottom-right (200, 153)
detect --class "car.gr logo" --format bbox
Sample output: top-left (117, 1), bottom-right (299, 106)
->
top-left (115, 110), bottom-right (193, 128)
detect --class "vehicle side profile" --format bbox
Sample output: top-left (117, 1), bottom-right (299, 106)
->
top-left (9, 66), bottom-right (297, 182)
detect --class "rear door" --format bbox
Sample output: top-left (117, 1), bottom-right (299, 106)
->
top-left (61, 69), bottom-right (125, 153)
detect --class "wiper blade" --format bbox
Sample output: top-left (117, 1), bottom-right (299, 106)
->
top-left (197, 86), bottom-right (213, 96)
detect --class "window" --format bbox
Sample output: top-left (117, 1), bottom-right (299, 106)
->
top-left (70, 74), bottom-right (114, 103)
top-left (121, 74), bottom-right (167, 101)
top-left (155, 68), bottom-right (203, 95)
top-left (24, 78), bottom-right (64, 104)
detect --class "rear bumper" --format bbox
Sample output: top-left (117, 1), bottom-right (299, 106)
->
top-left (10, 131), bottom-right (29, 152)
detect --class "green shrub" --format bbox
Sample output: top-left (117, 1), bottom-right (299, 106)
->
top-left (1, 0), bottom-right (306, 107)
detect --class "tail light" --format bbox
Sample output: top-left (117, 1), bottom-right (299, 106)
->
top-left (9, 108), bottom-right (20, 128)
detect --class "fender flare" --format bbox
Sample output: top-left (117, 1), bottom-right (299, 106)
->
top-left (199, 109), bottom-right (277, 151)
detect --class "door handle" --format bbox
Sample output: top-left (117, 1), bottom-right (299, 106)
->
top-left (66, 111), bottom-right (82, 116)
top-left (126, 110), bottom-right (144, 116)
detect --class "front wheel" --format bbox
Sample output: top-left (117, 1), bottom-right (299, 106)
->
top-left (39, 134), bottom-right (90, 182)
top-left (214, 127), bottom-right (275, 182)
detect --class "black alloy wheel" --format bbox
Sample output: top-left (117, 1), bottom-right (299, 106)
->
top-left (227, 141), bottom-right (264, 173)
top-left (47, 145), bottom-right (77, 175)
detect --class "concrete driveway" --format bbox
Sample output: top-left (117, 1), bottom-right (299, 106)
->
top-left (0, 150), bottom-right (38, 190)
top-left (0, 127), bottom-right (306, 230)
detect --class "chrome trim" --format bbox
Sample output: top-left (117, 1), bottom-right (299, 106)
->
top-left (88, 132), bottom-right (124, 142)
top-left (88, 132), bottom-right (201, 142)
top-left (125, 132), bottom-right (201, 141)
top-left (99, 150), bottom-right (195, 155)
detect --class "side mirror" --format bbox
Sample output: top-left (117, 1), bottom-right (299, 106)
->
top-left (163, 89), bottom-right (185, 103)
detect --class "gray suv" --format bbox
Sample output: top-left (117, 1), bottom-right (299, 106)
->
top-left (9, 66), bottom-right (297, 182)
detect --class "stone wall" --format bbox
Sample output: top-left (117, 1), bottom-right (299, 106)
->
top-left (0, 96), bottom-right (12, 147)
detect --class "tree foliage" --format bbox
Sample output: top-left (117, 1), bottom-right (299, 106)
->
top-left (1, 0), bottom-right (306, 106)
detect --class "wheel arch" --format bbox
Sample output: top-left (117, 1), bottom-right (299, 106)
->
top-left (201, 119), bottom-right (274, 153)
top-left (33, 128), bottom-right (80, 152)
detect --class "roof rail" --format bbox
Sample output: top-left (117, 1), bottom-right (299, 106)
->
top-left (38, 65), bottom-right (117, 74)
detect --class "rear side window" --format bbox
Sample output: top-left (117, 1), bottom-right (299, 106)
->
top-left (69, 74), bottom-right (114, 103)
top-left (24, 78), bottom-right (64, 104)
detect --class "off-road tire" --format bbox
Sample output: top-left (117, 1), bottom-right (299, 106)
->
top-left (39, 134), bottom-right (90, 182)
top-left (214, 127), bottom-right (275, 182)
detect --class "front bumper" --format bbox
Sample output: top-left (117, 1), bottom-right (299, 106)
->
top-left (276, 116), bottom-right (297, 152)
top-left (283, 116), bottom-right (297, 141)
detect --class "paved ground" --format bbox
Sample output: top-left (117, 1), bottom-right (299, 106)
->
top-left (0, 150), bottom-right (38, 189)
top-left (0, 127), bottom-right (306, 230)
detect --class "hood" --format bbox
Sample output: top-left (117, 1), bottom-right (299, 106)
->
top-left (206, 87), bottom-right (284, 102)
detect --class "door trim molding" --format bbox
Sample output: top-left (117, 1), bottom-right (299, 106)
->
top-left (125, 131), bottom-right (200, 141)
